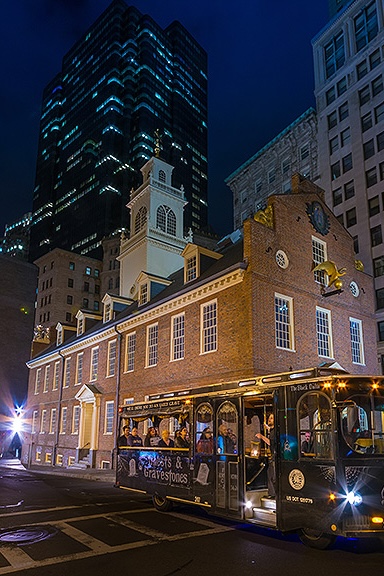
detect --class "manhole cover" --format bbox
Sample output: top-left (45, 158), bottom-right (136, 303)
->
top-left (0, 526), bottom-right (57, 546)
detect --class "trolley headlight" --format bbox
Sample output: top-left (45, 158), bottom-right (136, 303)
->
top-left (346, 491), bottom-right (363, 506)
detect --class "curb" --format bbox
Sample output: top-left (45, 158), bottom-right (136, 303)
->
top-left (0, 459), bottom-right (115, 483)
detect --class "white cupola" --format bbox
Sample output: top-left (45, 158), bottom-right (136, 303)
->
top-left (118, 155), bottom-right (187, 299)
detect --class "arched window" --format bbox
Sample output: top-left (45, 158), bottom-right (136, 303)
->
top-left (156, 205), bottom-right (176, 236)
top-left (217, 401), bottom-right (238, 454)
top-left (195, 403), bottom-right (213, 454)
top-left (158, 169), bottom-right (166, 183)
top-left (134, 206), bottom-right (147, 234)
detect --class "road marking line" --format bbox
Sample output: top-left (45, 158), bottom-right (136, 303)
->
top-left (59, 523), bottom-right (111, 552)
top-left (0, 546), bottom-right (32, 567)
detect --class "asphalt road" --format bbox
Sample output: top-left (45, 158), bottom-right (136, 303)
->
top-left (0, 462), bottom-right (384, 576)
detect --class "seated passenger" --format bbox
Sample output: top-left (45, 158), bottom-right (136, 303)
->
top-left (158, 429), bottom-right (174, 447)
top-left (196, 428), bottom-right (213, 453)
top-left (218, 424), bottom-right (235, 454)
top-left (144, 427), bottom-right (160, 447)
top-left (118, 425), bottom-right (130, 446)
top-left (175, 427), bottom-right (190, 449)
top-left (127, 427), bottom-right (143, 447)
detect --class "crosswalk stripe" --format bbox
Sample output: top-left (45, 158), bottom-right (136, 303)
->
top-left (0, 510), bottom-right (234, 574)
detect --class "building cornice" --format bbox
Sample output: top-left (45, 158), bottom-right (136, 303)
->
top-left (117, 267), bottom-right (245, 332)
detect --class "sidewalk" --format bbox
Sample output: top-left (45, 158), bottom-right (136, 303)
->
top-left (0, 458), bottom-right (116, 483)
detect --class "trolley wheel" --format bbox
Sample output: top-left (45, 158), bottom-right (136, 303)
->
top-left (152, 494), bottom-right (173, 512)
top-left (298, 528), bottom-right (336, 550)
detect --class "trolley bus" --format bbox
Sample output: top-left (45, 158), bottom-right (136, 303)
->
top-left (115, 366), bottom-right (384, 548)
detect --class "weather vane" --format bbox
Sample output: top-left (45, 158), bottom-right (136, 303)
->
top-left (154, 129), bottom-right (162, 158)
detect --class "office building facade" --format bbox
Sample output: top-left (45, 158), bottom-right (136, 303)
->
top-left (313, 0), bottom-right (384, 369)
top-left (0, 213), bottom-right (32, 261)
top-left (30, 0), bottom-right (207, 262)
top-left (225, 109), bottom-right (318, 230)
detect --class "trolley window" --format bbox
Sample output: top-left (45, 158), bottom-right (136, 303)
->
top-left (195, 403), bottom-right (213, 454)
top-left (217, 401), bottom-right (238, 454)
top-left (340, 394), bottom-right (384, 454)
top-left (298, 392), bottom-right (333, 459)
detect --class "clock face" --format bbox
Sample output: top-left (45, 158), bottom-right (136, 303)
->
top-left (306, 201), bottom-right (330, 236)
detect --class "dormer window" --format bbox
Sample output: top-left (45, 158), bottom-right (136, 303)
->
top-left (156, 205), bottom-right (176, 236)
top-left (186, 255), bottom-right (197, 282)
top-left (102, 293), bottom-right (133, 322)
top-left (77, 317), bottom-right (84, 336)
top-left (136, 272), bottom-right (171, 306)
top-left (182, 243), bottom-right (223, 284)
top-left (134, 206), bottom-right (147, 234)
top-left (139, 283), bottom-right (148, 306)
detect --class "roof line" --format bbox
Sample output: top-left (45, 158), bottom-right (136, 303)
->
top-left (225, 107), bottom-right (316, 184)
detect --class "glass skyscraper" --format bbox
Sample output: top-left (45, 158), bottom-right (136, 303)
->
top-left (30, 0), bottom-right (207, 261)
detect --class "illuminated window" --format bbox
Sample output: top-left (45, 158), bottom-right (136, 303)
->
top-left (104, 401), bottom-right (114, 434)
top-left (60, 407), bottom-right (67, 434)
top-left (53, 361), bottom-right (60, 391)
top-left (312, 237), bottom-right (327, 284)
top-left (107, 339), bottom-right (117, 377)
top-left (64, 357), bottom-right (71, 387)
top-left (186, 255), bottom-right (197, 282)
top-left (146, 324), bottom-right (158, 367)
top-left (350, 318), bottom-right (365, 365)
top-left (49, 408), bottom-right (56, 434)
top-left (171, 313), bottom-right (185, 361)
top-left (32, 410), bottom-right (38, 434)
top-left (40, 409), bottom-right (47, 434)
top-left (275, 294), bottom-right (294, 351)
top-left (201, 300), bottom-right (217, 354)
top-left (90, 347), bottom-right (99, 381)
top-left (139, 283), bottom-right (148, 306)
top-left (76, 352), bottom-right (83, 385)
top-left (72, 405), bottom-right (80, 434)
top-left (35, 368), bottom-right (42, 395)
top-left (316, 307), bottom-right (333, 358)
top-left (43, 365), bottom-right (50, 393)
top-left (125, 332), bottom-right (136, 372)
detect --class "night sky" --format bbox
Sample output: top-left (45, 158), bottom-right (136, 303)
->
top-left (0, 1), bottom-right (329, 239)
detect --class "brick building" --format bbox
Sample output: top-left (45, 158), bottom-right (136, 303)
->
top-left (22, 159), bottom-right (377, 471)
